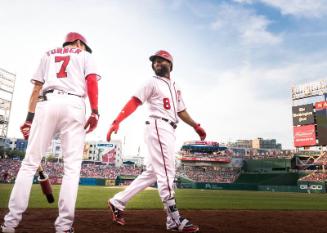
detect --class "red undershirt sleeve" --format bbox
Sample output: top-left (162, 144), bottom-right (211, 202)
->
top-left (114, 96), bottom-right (142, 124)
top-left (86, 74), bottom-right (99, 114)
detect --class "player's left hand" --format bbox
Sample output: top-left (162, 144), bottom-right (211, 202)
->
top-left (194, 124), bottom-right (206, 141)
top-left (106, 121), bottom-right (119, 141)
top-left (84, 113), bottom-right (99, 133)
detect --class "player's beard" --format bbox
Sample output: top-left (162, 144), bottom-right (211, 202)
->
top-left (154, 65), bottom-right (170, 77)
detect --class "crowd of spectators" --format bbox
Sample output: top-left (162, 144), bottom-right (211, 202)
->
top-left (80, 163), bottom-right (142, 179)
top-left (0, 159), bottom-right (20, 183)
top-left (179, 150), bottom-right (232, 159)
top-left (0, 159), bottom-right (143, 183)
top-left (241, 149), bottom-right (293, 160)
top-left (1, 158), bottom-right (241, 184)
top-left (313, 152), bottom-right (327, 165)
top-left (180, 148), bottom-right (293, 161)
top-left (177, 166), bottom-right (241, 183)
top-left (299, 171), bottom-right (327, 182)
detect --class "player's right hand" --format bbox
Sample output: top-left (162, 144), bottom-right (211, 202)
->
top-left (194, 124), bottom-right (206, 141)
top-left (20, 121), bottom-right (32, 140)
top-left (106, 121), bottom-right (119, 141)
top-left (84, 113), bottom-right (100, 134)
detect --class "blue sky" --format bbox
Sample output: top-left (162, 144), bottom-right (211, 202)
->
top-left (1, 0), bottom-right (327, 156)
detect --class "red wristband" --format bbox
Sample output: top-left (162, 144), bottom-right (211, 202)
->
top-left (194, 123), bottom-right (201, 129)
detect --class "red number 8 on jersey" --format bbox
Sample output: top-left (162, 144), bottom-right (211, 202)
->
top-left (163, 98), bottom-right (171, 110)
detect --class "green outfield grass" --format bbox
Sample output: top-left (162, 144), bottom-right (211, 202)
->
top-left (1, 184), bottom-right (327, 210)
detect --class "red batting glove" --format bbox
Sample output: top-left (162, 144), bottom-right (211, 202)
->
top-left (194, 124), bottom-right (206, 141)
top-left (20, 121), bottom-right (32, 140)
top-left (84, 113), bottom-right (99, 133)
top-left (106, 121), bottom-right (119, 141)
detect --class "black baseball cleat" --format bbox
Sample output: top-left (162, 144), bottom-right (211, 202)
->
top-left (108, 201), bottom-right (126, 226)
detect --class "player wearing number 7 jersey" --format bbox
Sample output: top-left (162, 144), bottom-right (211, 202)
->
top-left (1, 32), bottom-right (100, 233)
top-left (106, 50), bottom-right (206, 232)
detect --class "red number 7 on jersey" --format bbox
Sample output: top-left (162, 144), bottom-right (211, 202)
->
top-left (55, 56), bottom-right (70, 78)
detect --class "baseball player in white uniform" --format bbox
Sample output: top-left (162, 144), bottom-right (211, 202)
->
top-left (1, 32), bottom-right (100, 233)
top-left (106, 50), bottom-right (206, 233)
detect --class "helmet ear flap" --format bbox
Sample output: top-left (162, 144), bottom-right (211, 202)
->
top-left (168, 62), bottom-right (173, 71)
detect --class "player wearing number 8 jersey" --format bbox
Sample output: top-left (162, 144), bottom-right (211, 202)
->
top-left (106, 50), bottom-right (206, 232)
top-left (1, 32), bottom-right (100, 233)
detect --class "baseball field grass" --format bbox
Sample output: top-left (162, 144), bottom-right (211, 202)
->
top-left (1, 184), bottom-right (327, 210)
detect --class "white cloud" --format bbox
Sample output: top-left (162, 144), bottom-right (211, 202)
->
top-left (262, 0), bottom-right (327, 18)
top-left (177, 50), bottom-right (327, 150)
top-left (237, 0), bottom-right (327, 18)
top-left (241, 14), bottom-right (282, 45)
top-left (176, 68), bottom-right (294, 149)
top-left (210, 4), bottom-right (282, 45)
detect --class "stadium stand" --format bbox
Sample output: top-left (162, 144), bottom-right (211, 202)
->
top-left (176, 166), bottom-right (240, 183)
top-left (0, 159), bottom-right (142, 183)
top-left (299, 171), bottom-right (327, 182)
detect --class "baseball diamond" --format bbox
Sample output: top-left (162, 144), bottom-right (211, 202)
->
top-left (2, 209), bottom-right (327, 233)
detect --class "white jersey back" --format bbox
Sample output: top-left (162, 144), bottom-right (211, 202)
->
top-left (32, 47), bottom-right (100, 97)
top-left (134, 76), bottom-right (186, 123)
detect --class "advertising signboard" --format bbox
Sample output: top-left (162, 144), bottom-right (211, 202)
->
top-left (292, 104), bottom-right (314, 126)
top-left (293, 125), bottom-right (316, 147)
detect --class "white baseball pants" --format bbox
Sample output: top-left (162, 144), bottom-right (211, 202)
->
top-left (3, 93), bottom-right (86, 232)
top-left (110, 118), bottom-right (176, 210)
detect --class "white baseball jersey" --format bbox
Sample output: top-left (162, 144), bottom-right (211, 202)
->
top-left (134, 76), bottom-right (186, 123)
top-left (32, 47), bottom-right (100, 97)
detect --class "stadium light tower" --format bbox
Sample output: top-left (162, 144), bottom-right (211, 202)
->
top-left (291, 79), bottom-right (327, 102)
top-left (0, 68), bottom-right (16, 138)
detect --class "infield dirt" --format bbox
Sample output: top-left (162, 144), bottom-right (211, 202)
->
top-left (1, 209), bottom-right (327, 233)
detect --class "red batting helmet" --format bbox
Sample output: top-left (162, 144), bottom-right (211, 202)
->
top-left (63, 32), bottom-right (92, 53)
top-left (149, 50), bottom-right (173, 71)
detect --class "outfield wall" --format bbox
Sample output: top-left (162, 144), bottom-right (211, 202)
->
top-left (178, 172), bottom-right (313, 192)
top-left (235, 173), bottom-right (301, 185)
top-left (243, 159), bottom-right (291, 173)
top-left (32, 173), bottom-right (327, 193)
top-left (178, 182), bottom-right (299, 192)
top-left (297, 180), bottom-right (327, 193)
top-left (79, 178), bottom-right (115, 186)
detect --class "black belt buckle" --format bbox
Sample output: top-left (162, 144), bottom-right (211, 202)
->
top-left (161, 117), bottom-right (177, 129)
top-left (170, 122), bottom-right (177, 129)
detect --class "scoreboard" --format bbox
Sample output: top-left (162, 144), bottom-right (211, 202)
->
top-left (293, 101), bottom-right (327, 147)
top-left (315, 101), bottom-right (327, 146)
